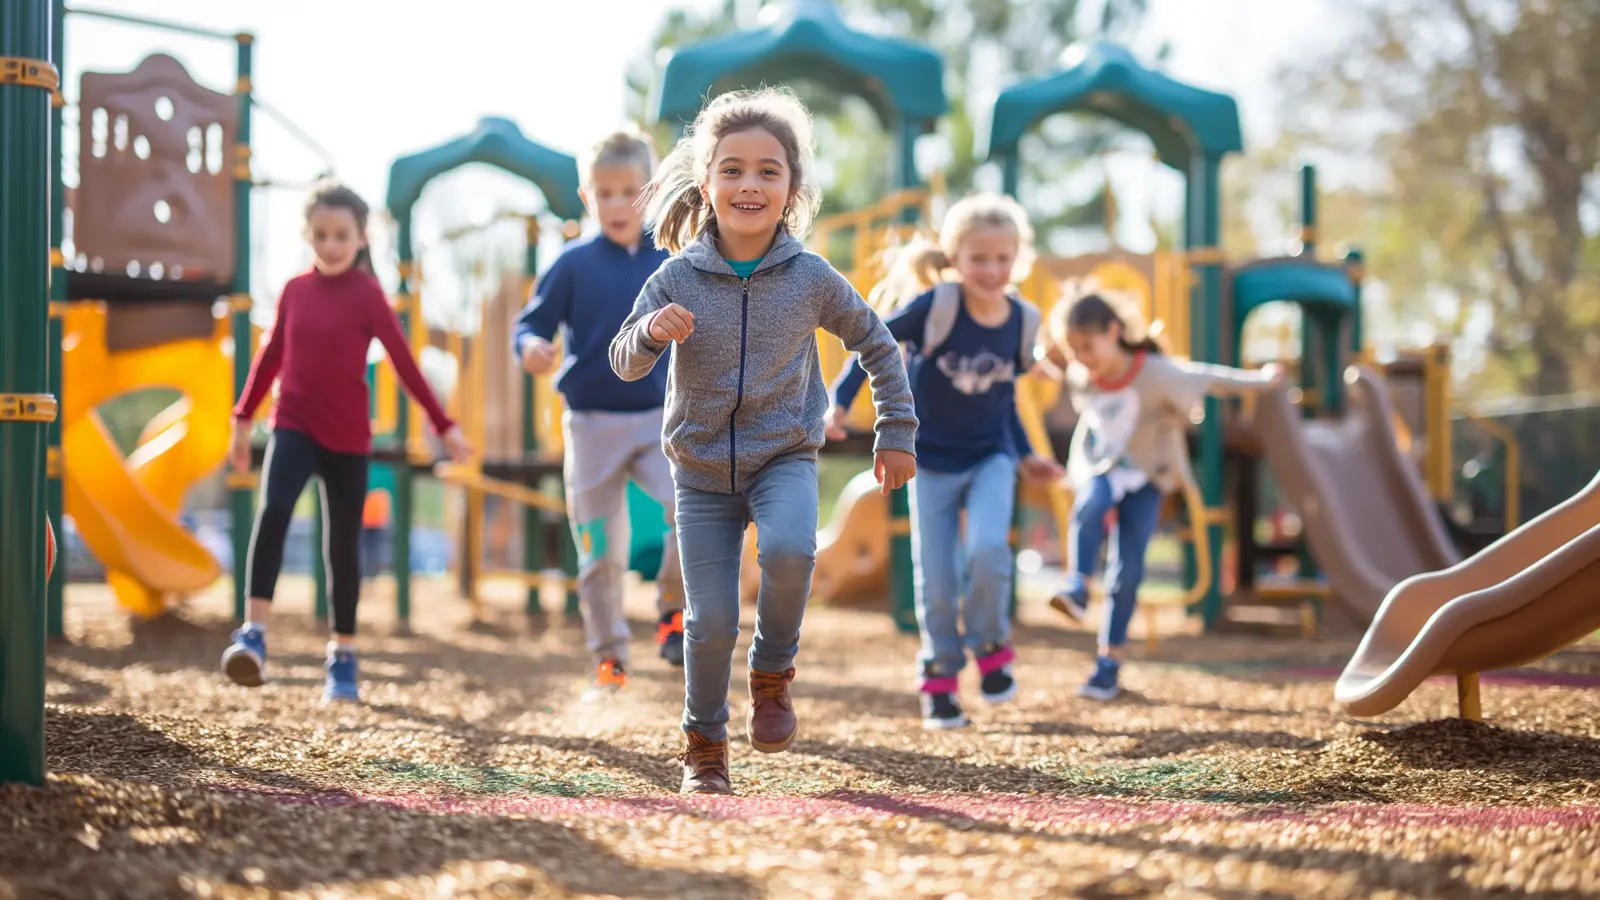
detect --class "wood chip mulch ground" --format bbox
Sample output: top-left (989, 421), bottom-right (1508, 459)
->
top-left (4, 575), bottom-right (1597, 899)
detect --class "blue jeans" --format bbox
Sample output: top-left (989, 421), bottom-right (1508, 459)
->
top-left (911, 452), bottom-right (1019, 677)
top-left (1065, 475), bottom-right (1163, 649)
top-left (676, 458), bottom-right (818, 741)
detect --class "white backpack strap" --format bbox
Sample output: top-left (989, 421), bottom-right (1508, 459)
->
top-left (921, 281), bottom-right (962, 357)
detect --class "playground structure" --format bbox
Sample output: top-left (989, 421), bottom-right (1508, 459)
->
top-left (6, 0), bottom-right (1595, 796)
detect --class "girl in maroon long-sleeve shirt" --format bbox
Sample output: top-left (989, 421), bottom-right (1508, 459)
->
top-left (221, 181), bottom-right (472, 703)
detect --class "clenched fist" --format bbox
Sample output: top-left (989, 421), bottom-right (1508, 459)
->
top-left (647, 303), bottom-right (695, 344)
top-left (520, 337), bottom-right (558, 375)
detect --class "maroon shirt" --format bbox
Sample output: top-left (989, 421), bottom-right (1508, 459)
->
top-left (233, 267), bottom-right (454, 455)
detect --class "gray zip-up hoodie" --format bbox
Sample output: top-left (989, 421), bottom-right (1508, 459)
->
top-left (609, 230), bottom-right (917, 495)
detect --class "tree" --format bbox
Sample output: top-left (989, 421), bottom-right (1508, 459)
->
top-left (624, 0), bottom-right (1158, 250)
top-left (1274, 0), bottom-right (1600, 398)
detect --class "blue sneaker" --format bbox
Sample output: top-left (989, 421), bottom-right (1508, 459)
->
top-left (1049, 579), bottom-right (1090, 622)
top-left (221, 624), bottom-right (268, 687)
top-left (1078, 656), bottom-right (1122, 701)
top-left (324, 647), bottom-right (361, 703)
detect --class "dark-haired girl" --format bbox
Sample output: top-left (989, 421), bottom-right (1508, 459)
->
top-left (222, 181), bottom-right (472, 703)
top-left (1044, 290), bottom-right (1281, 700)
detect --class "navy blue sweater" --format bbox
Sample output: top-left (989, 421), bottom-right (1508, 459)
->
top-left (512, 232), bottom-right (670, 412)
top-left (833, 286), bottom-right (1032, 474)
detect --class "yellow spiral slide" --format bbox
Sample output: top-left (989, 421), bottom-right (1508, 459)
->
top-left (61, 304), bottom-right (232, 618)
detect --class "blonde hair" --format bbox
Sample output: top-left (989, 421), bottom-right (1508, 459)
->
top-left (642, 87), bottom-right (822, 254)
top-left (868, 192), bottom-right (1038, 316)
top-left (583, 129), bottom-right (657, 183)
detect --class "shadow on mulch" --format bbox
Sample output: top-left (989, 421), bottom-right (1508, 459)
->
top-left (524, 734), bottom-right (681, 793)
top-left (45, 709), bottom-right (330, 795)
top-left (1362, 718), bottom-right (1600, 781)
top-left (0, 774), bottom-right (753, 899)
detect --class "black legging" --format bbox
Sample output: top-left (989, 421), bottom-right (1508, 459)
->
top-left (245, 428), bottom-right (369, 635)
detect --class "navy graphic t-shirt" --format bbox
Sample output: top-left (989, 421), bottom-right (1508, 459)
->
top-left (832, 284), bottom-right (1032, 473)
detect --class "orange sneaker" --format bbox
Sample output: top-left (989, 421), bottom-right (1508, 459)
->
top-left (581, 659), bottom-right (628, 703)
top-left (657, 611), bottom-right (685, 667)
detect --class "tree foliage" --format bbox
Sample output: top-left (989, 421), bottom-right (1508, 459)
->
top-left (1270, 0), bottom-right (1600, 398)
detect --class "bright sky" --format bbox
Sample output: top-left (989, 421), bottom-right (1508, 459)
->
top-left (61, 0), bottom-right (1339, 325)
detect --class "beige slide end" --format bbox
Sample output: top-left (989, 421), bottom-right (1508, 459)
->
top-left (1252, 364), bottom-right (1460, 622)
top-left (1336, 469), bottom-right (1600, 718)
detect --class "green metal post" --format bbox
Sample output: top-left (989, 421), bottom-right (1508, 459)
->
top-left (890, 488), bottom-right (916, 633)
top-left (521, 219), bottom-right (545, 617)
top-left (1296, 165), bottom-right (1320, 585)
top-left (1344, 248), bottom-right (1364, 355)
top-left (393, 224), bottom-right (416, 631)
top-left (0, 0), bottom-right (56, 785)
top-left (1298, 163), bottom-right (1319, 414)
top-left (45, 0), bottom-right (65, 640)
top-left (887, 118), bottom-right (923, 629)
top-left (227, 33), bottom-right (255, 621)
top-left (1001, 154), bottom-right (1021, 198)
top-left (311, 488), bottom-right (327, 621)
top-left (560, 514), bottom-right (580, 620)
top-left (1192, 154), bottom-right (1227, 629)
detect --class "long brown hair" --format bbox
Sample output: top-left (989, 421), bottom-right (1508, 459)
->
top-left (1058, 290), bottom-right (1165, 355)
top-left (641, 87), bottom-right (823, 254)
top-left (304, 179), bottom-right (375, 275)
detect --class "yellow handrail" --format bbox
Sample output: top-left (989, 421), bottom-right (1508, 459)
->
top-left (1455, 410), bottom-right (1521, 530)
top-left (1013, 375), bottom-right (1072, 564)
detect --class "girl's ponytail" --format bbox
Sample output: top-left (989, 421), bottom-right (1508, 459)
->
top-left (641, 137), bottom-right (709, 254)
top-left (868, 233), bottom-right (951, 316)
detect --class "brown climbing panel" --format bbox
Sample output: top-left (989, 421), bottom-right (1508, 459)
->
top-left (76, 54), bottom-right (237, 286)
top-left (105, 302), bottom-right (220, 353)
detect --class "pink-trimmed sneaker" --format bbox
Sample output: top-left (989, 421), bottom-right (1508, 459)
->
top-left (977, 644), bottom-right (1018, 705)
top-left (918, 665), bottom-right (968, 730)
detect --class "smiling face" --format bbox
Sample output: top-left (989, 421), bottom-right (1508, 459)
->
top-left (1065, 324), bottom-right (1127, 382)
top-left (305, 204), bottom-right (366, 276)
top-left (701, 127), bottom-right (794, 256)
top-left (951, 224), bottom-right (1020, 305)
top-left (584, 164), bottom-right (649, 249)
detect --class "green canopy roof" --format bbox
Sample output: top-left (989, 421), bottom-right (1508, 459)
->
top-left (984, 42), bottom-right (1242, 172)
top-left (1231, 258), bottom-right (1358, 324)
top-left (386, 116), bottom-right (585, 223)
top-left (653, 0), bottom-right (947, 129)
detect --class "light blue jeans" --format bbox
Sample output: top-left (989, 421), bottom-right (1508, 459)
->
top-left (1063, 475), bottom-right (1164, 649)
top-left (911, 452), bottom-right (1019, 679)
top-left (676, 457), bottom-right (818, 741)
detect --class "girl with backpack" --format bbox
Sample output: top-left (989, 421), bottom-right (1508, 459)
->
top-left (829, 193), bottom-right (1062, 730)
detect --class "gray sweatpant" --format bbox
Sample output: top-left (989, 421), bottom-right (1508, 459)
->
top-left (563, 407), bottom-right (683, 665)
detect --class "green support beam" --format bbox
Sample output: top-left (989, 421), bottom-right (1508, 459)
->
top-left (227, 33), bottom-right (255, 621)
top-left (45, 0), bottom-right (65, 640)
top-left (1192, 154), bottom-right (1227, 629)
top-left (311, 489), bottom-right (327, 621)
top-left (889, 487), bottom-right (916, 634)
top-left (1, 0), bottom-right (57, 785)
top-left (393, 228), bottom-right (416, 632)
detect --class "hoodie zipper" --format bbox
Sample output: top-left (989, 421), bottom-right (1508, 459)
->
top-left (728, 275), bottom-right (752, 492)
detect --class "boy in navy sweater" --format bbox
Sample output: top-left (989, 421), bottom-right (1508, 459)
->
top-left (514, 130), bottom-right (683, 698)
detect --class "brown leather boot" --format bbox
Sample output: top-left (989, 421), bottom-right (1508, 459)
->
top-left (678, 731), bottom-right (732, 795)
top-left (747, 667), bottom-right (797, 753)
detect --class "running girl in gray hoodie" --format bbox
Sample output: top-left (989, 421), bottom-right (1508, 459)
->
top-left (609, 87), bottom-right (919, 796)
